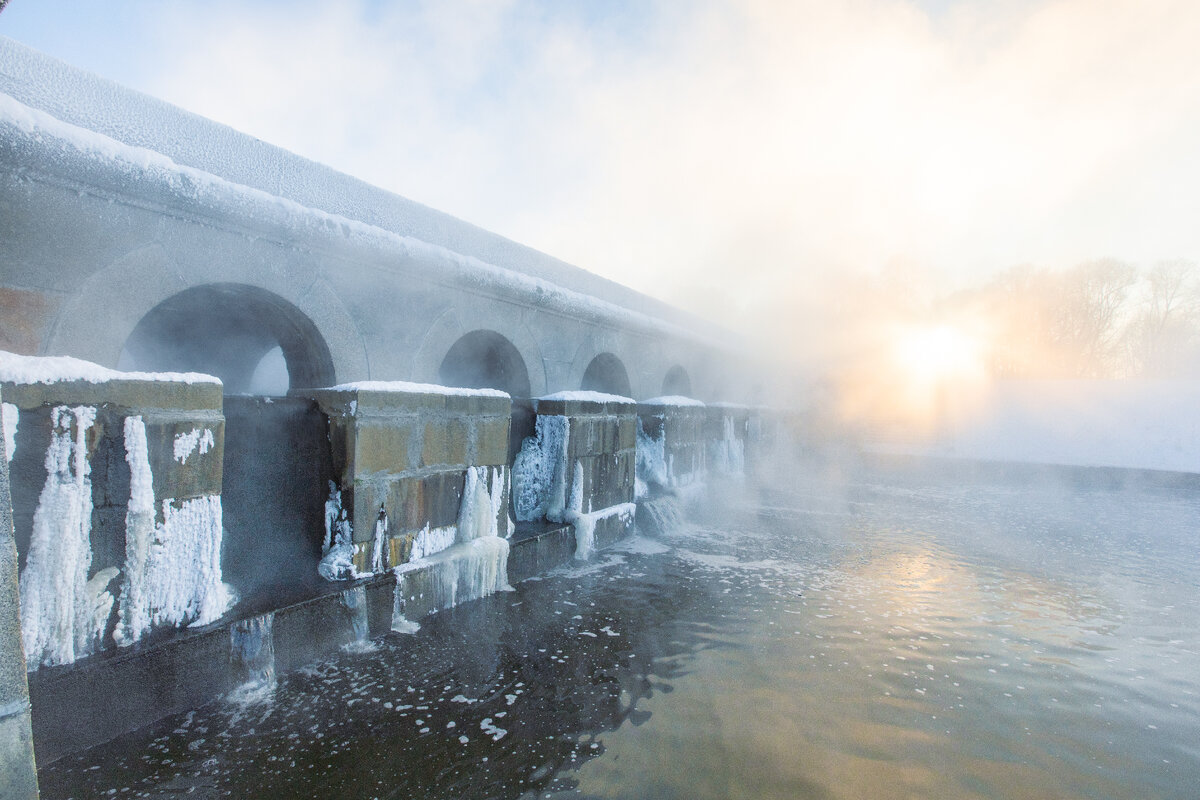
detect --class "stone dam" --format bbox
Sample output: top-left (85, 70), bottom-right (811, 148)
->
top-left (0, 38), bottom-right (778, 795)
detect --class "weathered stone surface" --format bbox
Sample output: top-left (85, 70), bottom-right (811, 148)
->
top-left (476, 415), bottom-right (510, 467)
top-left (144, 413), bottom-right (225, 503)
top-left (1, 377), bottom-right (221, 413)
top-left (0, 387), bottom-right (39, 798)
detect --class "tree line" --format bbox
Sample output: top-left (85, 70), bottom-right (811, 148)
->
top-left (951, 259), bottom-right (1200, 379)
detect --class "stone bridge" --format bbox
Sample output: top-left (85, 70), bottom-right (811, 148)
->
top-left (0, 37), bottom-right (744, 403)
top-left (0, 39), bottom-right (771, 794)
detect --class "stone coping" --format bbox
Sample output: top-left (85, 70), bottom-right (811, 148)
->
top-left (0, 378), bottom-right (223, 412)
top-left (535, 396), bottom-right (636, 417)
top-left (294, 385), bottom-right (511, 417)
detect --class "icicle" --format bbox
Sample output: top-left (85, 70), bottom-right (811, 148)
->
top-left (635, 417), bottom-right (667, 497)
top-left (512, 415), bottom-right (569, 521)
top-left (318, 482), bottom-right (358, 581)
top-left (19, 405), bottom-right (98, 669)
top-left (1, 401), bottom-right (17, 462)
top-left (116, 416), bottom-right (233, 645)
top-left (370, 506), bottom-right (388, 573)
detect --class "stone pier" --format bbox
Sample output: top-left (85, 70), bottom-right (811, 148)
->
top-left (0, 387), bottom-right (39, 800)
top-left (637, 397), bottom-right (709, 490)
top-left (300, 382), bottom-right (512, 574)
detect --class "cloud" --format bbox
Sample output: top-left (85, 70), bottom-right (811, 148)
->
top-left (22, 0), bottom-right (1200, 357)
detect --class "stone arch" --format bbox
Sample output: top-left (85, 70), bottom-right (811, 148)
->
top-left (438, 329), bottom-right (532, 398)
top-left (661, 364), bottom-right (693, 397)
top-left (581, 352), bottom-right (632, 397)
top-left (46, 241), bottom-right (369, 385)
top-left (121, 283), bottom-right (335, 394)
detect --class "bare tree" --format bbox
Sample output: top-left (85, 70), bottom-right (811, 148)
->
top-left (1047, 259), bottom-right (1137, 377)
top-left (1123, 260), bottom-right (1200, 377)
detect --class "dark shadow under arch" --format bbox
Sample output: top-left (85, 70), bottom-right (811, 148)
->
top-left (662, 364), bottom-right (692, 397)
top-left (439, 330), bottom-right (531, 398)
top-left (121, 283), bottom-right (335, 393)
top-left (581, 352), bottom-right (632, 397)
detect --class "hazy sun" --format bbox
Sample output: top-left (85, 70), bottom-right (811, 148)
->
top-left (894, 323), bottom-right (984, 386)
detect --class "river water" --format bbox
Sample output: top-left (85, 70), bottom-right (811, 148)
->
top-left (41, 460), bottom-right (1200, 799)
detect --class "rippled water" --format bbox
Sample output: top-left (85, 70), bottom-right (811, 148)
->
top-left (41, 461), bottom-right (1200, 799)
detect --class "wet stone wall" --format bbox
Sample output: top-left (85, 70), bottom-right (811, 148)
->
top-left (536, 394), bottom-right (637, 549)
top-left (0, 386), bottom-right (39, 800)
top-left (638, 400), bottom-right (708, 488)
top-left (300, 385), bottom-right (512, 573)
top-left (2, 376), bottom-right (226, 671)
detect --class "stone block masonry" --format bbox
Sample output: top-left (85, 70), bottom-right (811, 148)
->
top-left (299, 383), bottom-right (512, 575)
top-left (0, 352), bottom-right (231, 673)
top-left (638, 398), bottom-right (709, 490)
top-left (514, 393), bottom-right (638, 559)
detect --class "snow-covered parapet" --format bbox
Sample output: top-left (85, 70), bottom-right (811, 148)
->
top-left (513, 393), bottom-right (637, 558)
top-left (299, 382), bottom-right (512, 579)
top-left (1, 351), bottom-right (230, 670)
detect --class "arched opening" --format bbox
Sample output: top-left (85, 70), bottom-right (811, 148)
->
top-left (439, 330), bottom-right (531, 399)
top-left (120, 283), bottom-right (335, 394)
top-left (122, 284), bottom-right (337, 606)
top-left (581, 352), bottom-right (632, 397)
top-left (662, 364), bottom-right (692, 397)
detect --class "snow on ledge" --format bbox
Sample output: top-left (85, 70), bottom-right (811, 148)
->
top-left (0, 350), bottom-right (220, 386)
top-left (538, 391), bottom-right (635, 405)
top-left (325, 380), bottom-right (509, 399)
top-left (0, 91), bottom-right (720, 349)
top-left (640, 396), bottom-right (706, 407)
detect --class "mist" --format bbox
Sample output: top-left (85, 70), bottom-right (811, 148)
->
top-left (7, 0), bottom-right (1200, 355)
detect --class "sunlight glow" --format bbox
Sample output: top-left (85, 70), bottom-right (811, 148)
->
top-left (894, 324), bottom-right (985, 387)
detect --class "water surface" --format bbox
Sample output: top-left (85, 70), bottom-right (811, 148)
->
top-left (42, 462), bottom-right (1200, 799)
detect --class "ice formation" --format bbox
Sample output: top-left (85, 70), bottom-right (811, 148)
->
top-left (370, 508), bottom-right (389, 573)
top-left (172, 427), bottom-right (215, 464)
top-left (635, 417), bottom-right (668, 498)
top-left (2, 401), bottom-right (17, 462)
top-left (319, 482), bottom-right (359, 581)
top-left (18, 405), bottom-right (102, 669)
top-left (512, 415), bottom-right (570, 522)
top-left (570, 503), bottom-right (637, 562)
top-left (458, 466), bottom-right (509, 541)
top-left (410, 523), bottom-right (457, 561)
top-left (711, 414), bottom-right (745, 476)
top-left (391, 466), bottom-right (512, 631)
top-left (117, 416), bottom-right (233, 645)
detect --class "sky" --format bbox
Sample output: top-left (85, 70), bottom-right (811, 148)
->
top-left (3, 0), bottom-right (1200, 352)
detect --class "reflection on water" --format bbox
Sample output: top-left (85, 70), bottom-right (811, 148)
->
top-left (41, 463), bottom-right (1200, 799)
